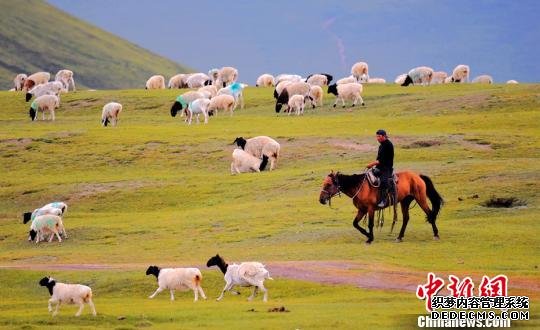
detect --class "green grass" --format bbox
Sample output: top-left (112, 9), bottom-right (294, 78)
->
top-left (0, 0), bottom-right (190, 89)
top-left (0, 83), bottom-right (539, 328)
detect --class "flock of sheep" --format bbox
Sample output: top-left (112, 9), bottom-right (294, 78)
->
top-left (11, 61), bottom-right (517, 317)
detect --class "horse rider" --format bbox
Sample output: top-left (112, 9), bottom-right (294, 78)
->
top-left (366, 129), bottom-right (394, 207)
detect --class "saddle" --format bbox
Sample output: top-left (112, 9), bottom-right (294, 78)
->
top-left (366, 168), bottom-right (398, 188)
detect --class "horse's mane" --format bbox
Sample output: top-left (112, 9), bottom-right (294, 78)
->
top-left (336, 173), bottom-right (365, 191)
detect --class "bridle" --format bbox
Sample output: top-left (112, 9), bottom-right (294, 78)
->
top-left (321, 174), bottom-right (341, 207)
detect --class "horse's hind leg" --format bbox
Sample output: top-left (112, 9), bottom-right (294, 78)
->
top-left (366, 209), bottom-right (375, 244)
top-left (352, 210), bottom-right (371, 243)
top-left (397, 196), bottom-right (414, 242)
top-left (416, 194), bottom-right (439, 239)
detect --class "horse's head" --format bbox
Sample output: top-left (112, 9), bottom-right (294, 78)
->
top-left (319, 171), bottom-right (340, 205)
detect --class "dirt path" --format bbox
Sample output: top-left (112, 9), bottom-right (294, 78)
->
top-left (2, 261), bottom-right (538, 296)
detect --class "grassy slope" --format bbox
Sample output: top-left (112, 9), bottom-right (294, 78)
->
top-left (0, 84), bottom-right (539, 328)
top-left (0, 0), bottom-right (190, 90)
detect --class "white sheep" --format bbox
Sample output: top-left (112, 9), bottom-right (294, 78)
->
top-left (274, 74), bottom-right (303, 85)
top-left (273, 80), bottom-right (292, 99)
top-left (29, 94), bottom-right (60, 121)
top-left (23, 202), bottom-right (68, 224)
top-left (145, 75), bottom-right (166, 89)
top-left (23, 72), bottom-right (50, 92)
top-left (216, 67), bottom-right (238, 87)
top-left (170, 91), bottom-right (205, 117)
top-left (198, 85), bottom-right (218, 98)
top-left (39, 277), bottom-right (96, 317)
top-left (168, 73), bottom-right (189, 88)
top-left (506, 80), bottom-right (518, 84)
top-left (306, 73), bottom-right (333, 86)
top-left (208, 94), bottom-right (235, 116)
top-left (309, 85), bottom-right (324, 106)
top-left (230, 149), bottom-right (269, 174)
top-left (327, 82), bottom-right (365, 107)
top-left (55, 69), bottom-right (76, 91)
top-left (217, 82), bottom-right (245, 109)
top-left (13, 73), bottom-right (27, 91)
top-left (431, 71), bottom-right (448, 84)
top-left (367, 78), bottom-right (386, 84)
top-left (186, 98), bottom-right (212, 125)
top-left (288, 94), bottom-right (311, 115)
top-left (450, 64), bottom-right (470, 83)
top-left (256, 74), bottom-right (275, 87)
top-left (25, 81), bottom-right (64, 102)
top-left (394, 74), bottom-right (407, 85)
top-left (208, 68), bottom-right (220, 85)
top-left (336, 76), bottom-right (357, 85)
top-left (101, 102), bottom-right (123, 127)
top-left (472, 75), bottom-right (493, 84)
top-left (233, 136), bottom-right (280, 171)
top-left (351, 62), bottom-right (369, 83)
top-left (186, 73), bottom-right (211, 88)
top-left (401, 66), bottom-right (434, 86)
top-left (146, 265), bottom-right (206, 302)
top-left (29, 214), bottom-right (66, 243)
top-left (275, 81), bottom-right (315, 112)
top-left (207, 254), bottom-right (273, 302)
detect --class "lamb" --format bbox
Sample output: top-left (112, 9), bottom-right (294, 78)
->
top-left (367, 78), bottom-right (386, 84)
top-left (256, 74), bottom-right (275, 87)
top-left (55, 69), bottom-right (76, 91)
top-left (450, 64), bottom-right (470, 83)
top-left (327, 82), bottom-right (365, 107)
top-left (233, 136), bottom-right (280, 171)
top-left (217, 67), bottom-right (239, 87)
top-left (101, 102), bottom-right (123, 127)
top-left (506, 80), bottom-right (518, 84)
top-left (306, 73), bottom-right (333, 86)
top-left (170, 91), bottom-right (205, 117)
top-left (275, 81), bottom-right (315, 112)
top-left (23, 72), bottom-right (50, 91)
top-left (401, 66), bottom-right (434, 86)
top-left (13, 73), bottom-right (27, 91)
top-left (351, 62), bottom-right (369, 83)
top-left (431, 71), bottom-right (448, 84)
top-left (309, 85), bottom-right (324, 106)
top-left (394, 74), bottom-right (407, 85)
top-left (208, 94), bottom-right (235, 116)
top-left (23, 202), bottom-right (68, 224)
top-left (287, 94), bottom-right (310, 115)
top-left (29, 94), bottom-right (60, 121)
top-left (39, 277), bottom-right (96, 317)
top-left (145, 75), bottom-right (166, 89)
top-left (29, 215), bottom-right (66, 243)
top-left (186, 98), bottom-right (212, 125)
top-left (472, 75), bottom-right (493, 84)
top-left (207, 254), bottom-right (273, 302)
top-left (198, 85), bottom-right (218, 98)
top-left (146, 265), bottom-right (206, 302)
top-left (336, 76), bottom-right (358, 85)
top-left (230, 149), bottom-right (269, 174)
top-left (186, 73), bottom-right (211, 88)
top-left (217, 82), bottom-right (245, 109)
top-left (168, 73), bottom-right (189, 88)
top-left (25, 81), bottom-right (64, 102)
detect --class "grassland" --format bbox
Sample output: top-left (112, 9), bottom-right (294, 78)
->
top-left (0, 84), bottom-right (539, 329)
top-left (0, 0), bottom-right (190, 90)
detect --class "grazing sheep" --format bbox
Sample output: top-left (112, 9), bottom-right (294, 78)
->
top-left (217, 82), bottom-right (245, 109)
top-left (168, 74), bottom-right (189, 88)
top-left (472, 75), bottom-right (493, 84)
top-left (309, 85), bottom-right (324, 106)
top-left (39, 277), bottom-right (96, 317)
top-left (29, 215), bottom-right (66, 243)
top-left (367, 78), bottom-right (386, 84)
top-left (327, 82), bottom-right (365, 107)
top-left (450, 64), bottom-right (470, 83)
top-left (207, 254), bottom-right (273, 302)
top-left (23, 72), bottom-right (50, 92)
top-left (394, 74), bottom-right (407, 85)
top-left (306, 73), bottom-right (333, 87)
top-left (55, 69), bottom-right (76, 91)
top-left (23, 202), bottom-right (68, 224)
top-left (208, 94), bottom-right (235, 116)
top-left (275, 81), bottom-right (315, 112)
top-left (401, 66), bottom-right (434, 86)
top-left (274, 74), bottom-right (303, 85)
top-left (198, 85), bottom-right (218, 98)
top-left (351, 62), bottom-right (369, 83)
top-left (146, 265), bottom-right (206, 302)
top-left (431, 71), bottom-right (448, 84)
top-left (29, 94), bottom-right (60, 121)
top-left (187, 73), bottom-right (211, 88)
top-left (287, 94), bottom-right (310, 115)
top-left (273, 80), bottom-right (292, 99)
top-left (233, 136), bottom-right (280, 170)
top-left (506, 80), bottom-right (518, 84)
top-left (13, 73), bottom-right (27, 91)
top-left (256, 74), bottom-right (275, 87)
top-left (337, 76), bottom-right (358, 85)
top-left (217, 66), bottom-right (239, 87)
top-left (145, 75), bottom-right (166, 89)
top-left (170, 91), bottom-right (205, 117)
top-left (101, 102), bottom-right (123, 127)
top-left (230, 149), bottom-right (268, 174)
top-left (25, 81), bottom-right (64, 102)
top-left (186, 98), bottom-right (212, 125)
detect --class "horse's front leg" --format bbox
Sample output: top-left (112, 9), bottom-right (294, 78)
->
top-left (366, 209), bottom-right (375, 244)
top-left (352, 209), bottom-right (370, 242)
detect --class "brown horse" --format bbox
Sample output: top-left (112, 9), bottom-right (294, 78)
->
top-left (319, 171), bottom-right (443, 244)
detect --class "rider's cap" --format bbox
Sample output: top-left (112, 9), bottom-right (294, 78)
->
top-left (376, 129), bottom-right (387, 136)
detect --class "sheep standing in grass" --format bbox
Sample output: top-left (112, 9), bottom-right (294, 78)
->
top-left (13, 73), bottom-right (27, 91)
top-left (207, 254), bottom-right (273, 302)
top-left (55, 69), bottom-right (76, 91)
top-left (186, 98), bottom-right (212, 125)
top-left (217, 67), bottom-right (239, 87)
top-left (336, 76), bottom-right (357, 85)
top-left (309, 85), bottom-right (324, 106)
top-left (168, 74), bottom-right (188, 88)
top-left (450, 64), bottom-right (470, 83)
top-left (431, 71), bottom-right (448, 84)
top-left (170, 91), bottom-right (205, 117)
top-left (198, 85), bottom-right (218, 98)
top-left (287, 94), bottom-right (310, 115)
top-left (23, 72), bottom-right (50, 92)
top-left (146, 265), bottom-right (206, 302)
top-left (306, 73), bottom-right (333, 87)
top-left (401, 66), bottom-right (434, 86)
top-left (351, 62), bottom-right (369, 83)
top-left (101, 102), bottom-right (123, 127)
top-left (29, 94), bottom-right (60, 121)
top-left (217, 82), bottom-right (245, 109)
top-left (39, 277), bottom-right (96, 317)
top-left (506, 80), bottom-right (518, 84)
top-left (145, 75), bottom-right (166, 89)
top-left (274, 74), bottom-right (303, 85)
top-left (472, 75), bottom-right (493, 84)
top-left (327, 82), bottom-right (365, 107)
top-left (29, 215), bottom-right (66, 243)
top-left (394, 74), bottom-right (407, 85)
top-left (275, 81), bottom-right (315, 112)
top-left (230, 149), bottom-right (269, 174)
top-left (233, 136), bottom-right (280, 170)
top-left (208, 94), bottom-right (235, 116)
top-left (25, 81), bottom-right (64, 102)
top-left (256, 74), bottom-right (275, 87)
top-left (23, 202), bottom-right (68, 224)
top-left (187, 73), bottom-right (211, 88)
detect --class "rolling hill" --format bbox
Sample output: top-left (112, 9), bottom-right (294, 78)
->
top-left (0, 0), bottom-right (191, 90)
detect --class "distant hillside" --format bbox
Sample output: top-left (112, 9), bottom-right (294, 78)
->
top-left (0, 0), bottom-right (191, 89)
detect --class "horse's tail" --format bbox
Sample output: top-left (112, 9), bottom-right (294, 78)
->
top-left (420, 175), bottom-right (444, 223)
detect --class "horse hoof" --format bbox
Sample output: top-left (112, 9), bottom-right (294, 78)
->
top-left (433, 235), bottom-right (440, 241)
top-left (365, 240), bottom-right (372, 245)
top-left (395, 238), bottom-right (403, 243)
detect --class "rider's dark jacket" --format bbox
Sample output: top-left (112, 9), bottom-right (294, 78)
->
top-left (376, 139), bottom-right (394, 171)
